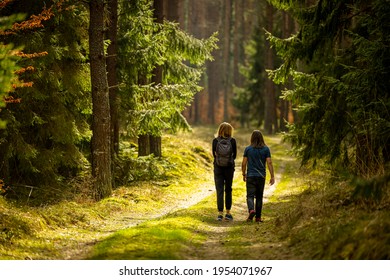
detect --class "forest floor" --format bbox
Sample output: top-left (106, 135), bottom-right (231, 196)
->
top-left (72, 126), bottom-right (298, 260)
top-left (1, 126), bottom-right (389, 260)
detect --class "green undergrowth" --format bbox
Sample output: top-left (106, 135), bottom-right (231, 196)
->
top-left (186, 132), bottom-right (389, 260)
top-left (243, 159), bottom-right (390, 259)
top-left (1, 126), bottom-right (389, 260)
top-left (88, 131), bottom-right (293, 260)
top-left (0, 128), bottom-right (213, 260)
top-left (266, 138), bottom-right (390, 259)
top-left (273, 173), bottom-right (390, 259)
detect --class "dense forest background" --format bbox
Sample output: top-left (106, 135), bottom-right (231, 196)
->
top-left (1, 0), bottom-right (389, 203)
top-left (178, 0), bottom-right (294, 133)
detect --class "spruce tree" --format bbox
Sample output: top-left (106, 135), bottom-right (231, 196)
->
top-left (0, 12), bottom-right (22, 128)
top-left (0, 1), bottom-right (91, 190)
top-left (268, 0), bottom-right (390, 184)
top-left (118, 0), bottom-right (218, 154)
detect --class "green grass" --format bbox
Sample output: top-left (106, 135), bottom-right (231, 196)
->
top-left (0, 126), bottom-right (217, 260)
top-left (88, 130), bottom-right (300, 260)
top-left (90, 211), bottom-right (208, 260)
top-left (1, 126), bottom-right (389, 260)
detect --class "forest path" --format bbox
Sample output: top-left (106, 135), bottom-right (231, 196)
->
top-left (61, 178), bottom-right (217, 260)
top-left (80, 128), bottom-right (295, 260)
top-left (190, 132), bottom-right (288, 260)
top-left (59, 128), bottom-right (293, 260)
top-left (193, 156), bottom-right (282, 259)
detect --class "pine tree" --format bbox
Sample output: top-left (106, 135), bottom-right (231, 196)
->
top-left (268, 0), bottom-right (390, 185)
top-left (0, 11), bottom-right (23, 128)
top-left (0, 0), bottom-right (91, 189)
top-left (106, 0), bottom-right (119, 158)
top-left (118, 0), bottom-right (218, 155)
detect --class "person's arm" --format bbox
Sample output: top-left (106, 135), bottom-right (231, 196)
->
top-left (266, 157), bottom-right (275, 185)
top-left (231, 138), bottom-right (237, 160)
top-left (212, 138), bottom-right (217, 158)
top-left (241, 157), bottom-right (248, 182)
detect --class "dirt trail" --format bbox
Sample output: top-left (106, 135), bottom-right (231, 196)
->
top-left (193, 158), bottom-right (284, 259)
top-left (62, 131), bottom-right (285, 260)
top-left (61, 176), bottom-right (216, 259)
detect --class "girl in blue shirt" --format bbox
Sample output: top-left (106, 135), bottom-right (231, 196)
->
top-left (241, 130), bottom-right (275, 222)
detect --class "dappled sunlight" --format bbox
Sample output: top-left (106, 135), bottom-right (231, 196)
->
top-left (2, 126), bottom-right (389, 260)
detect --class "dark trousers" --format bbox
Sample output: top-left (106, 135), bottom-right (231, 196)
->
top-left (214, 165), bottom-right (234, 212)
top-left (246, 176), bottom-right (265, 218)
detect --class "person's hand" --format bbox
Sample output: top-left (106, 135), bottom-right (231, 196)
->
top-left (269, 177), bottom-right (275, 185)
top-left (242, 174), bottom-right (246, 182)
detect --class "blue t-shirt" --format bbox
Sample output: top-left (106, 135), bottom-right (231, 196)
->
top-left (243, 145), bottom-right (271, 178)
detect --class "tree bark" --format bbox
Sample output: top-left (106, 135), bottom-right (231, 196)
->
top-left (279, 11), bottom-right (290, 132)
top-left (106, 0), bottom-right (119, 156)
top-left (89, 0), bottom-right (112, 200)
top-left (149, 0), bottom-right (164, 157)
top-left (166, 0), bottom-right (180, 22)
top-left (138, 134), bottom-right (150, 156)
top-left (149, 135), bottom-right (162, 157)
top-left (234, 0), bottom-right (244, 89)
top-left (106, 0), bottom-right (119, 189)
top-left (137, 73), bottom-right (149, 157)
top-left (0, 142), bottom-right (10, 183)
top-left (264, 2), bottom-right (276, 134)
top-left (222, 0), bottom-right (233, 122)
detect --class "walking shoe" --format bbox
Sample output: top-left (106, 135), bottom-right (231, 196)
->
top-left (217, 215), bottom-right (223, 221)
top-left (225, 214), bottom-right (233, 221)
top-left (246, 210), bottom-right (255, 222)
top-left (255, 217), bottom-right (263, 223)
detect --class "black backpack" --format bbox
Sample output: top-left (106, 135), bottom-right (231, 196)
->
top-left (215, 137), bottom-right (232, 166)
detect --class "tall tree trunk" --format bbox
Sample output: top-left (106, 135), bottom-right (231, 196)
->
top-left (222, 0), bottom-right (233, 122)
top-left (0, 142), bottom-right (10, 183)
top-left (106, 0), bottom-right (119, 156)
top-left (137, 74), bottom-right (150, 156)
top-left (89, 0), bottom-right (112, 200)
top-left (234, 0), bottom-right (244, 89)
top-left (264, 2), bottom-right (276, 134)
top-left (150, 0), bottom-right (164, 157)
top-left (188, 0), bottom-right (201, 124)
top-left (138, 134), bottom-right (150, 156)
top-left (166, 0), bottom-right (180, 23)
top-left (106, 0), bottom-right (119, 188)
top-left (279, 11), bottom-right (290, 132)
top-left (205, 1), bottom-right (222, 124)
top-left (149, 136), bottom-right (162, 157)
top-left (207, 57), bottom-right (217, 124)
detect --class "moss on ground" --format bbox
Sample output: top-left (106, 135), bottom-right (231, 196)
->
top-left (1, 126), bottom-right (389, 260)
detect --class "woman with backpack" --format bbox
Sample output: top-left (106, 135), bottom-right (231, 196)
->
top-left (212, 122), bottom-right (237, 221)
top-left (241, 130), bottom-right (275, 223)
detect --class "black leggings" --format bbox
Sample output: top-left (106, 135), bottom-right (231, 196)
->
top-left (214, 165), bottom-right (234, 212)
